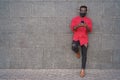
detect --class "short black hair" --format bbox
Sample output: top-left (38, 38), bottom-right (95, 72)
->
top-left (80, 5), bottom-right (87, 11)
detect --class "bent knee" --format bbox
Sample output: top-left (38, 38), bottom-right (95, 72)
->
top-left (72, 44), bottom-right (79, 53)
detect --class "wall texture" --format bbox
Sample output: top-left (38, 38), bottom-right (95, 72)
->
top-left (0, 0), bottom-right (120, 69)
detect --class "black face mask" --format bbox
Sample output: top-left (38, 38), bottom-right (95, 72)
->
top-left (80, 13), bottom-right (86, 17)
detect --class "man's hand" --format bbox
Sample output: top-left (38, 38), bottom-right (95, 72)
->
top-left (82, 23), bottom-right (90, 32)
top-left (82, 23), bottom-right (87, 28)
top-left (73, 23), bottom-right (82, 30)
top-left (73, 23), bottom-right (90, 32)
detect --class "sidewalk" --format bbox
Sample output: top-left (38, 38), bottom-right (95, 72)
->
top-left (0, 69), bottom-right (120, 80)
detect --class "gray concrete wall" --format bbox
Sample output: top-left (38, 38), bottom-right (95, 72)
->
top-left (0, 0), bottom-right (120, 69)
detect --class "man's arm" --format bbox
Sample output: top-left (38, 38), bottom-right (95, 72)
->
top-left (85, 18), bottom-right (92, 32)
top-left (83, 23), bottom-right (91, 32)
top-left (73, 24), bottom-right (83, 31)
top-left (74, 23), bottom-right (91, 32)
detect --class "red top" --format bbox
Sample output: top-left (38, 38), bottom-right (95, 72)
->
top-left (70, 16), bottom-right (92, 46)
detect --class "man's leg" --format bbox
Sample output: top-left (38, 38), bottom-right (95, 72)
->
top-left (71, 40), bottom-right (80, 58)
top-left (80, 43), bottom-right (88, 78)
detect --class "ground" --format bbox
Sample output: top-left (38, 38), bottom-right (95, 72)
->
top-left (0, 69), bottom-right (120, 80)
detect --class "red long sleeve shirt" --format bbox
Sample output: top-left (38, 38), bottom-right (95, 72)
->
top-left (70, 16), bottom-right (92, 46)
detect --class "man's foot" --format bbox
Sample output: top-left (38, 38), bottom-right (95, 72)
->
top-left (76, 52), bottom-right (80, 58)
top-left (80, 69), bottom-right (85, 78)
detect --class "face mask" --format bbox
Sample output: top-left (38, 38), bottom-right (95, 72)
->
top-left (80, 13), bottom-right (86, 17)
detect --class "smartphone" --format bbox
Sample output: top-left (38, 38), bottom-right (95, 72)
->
top-left (81, 21), bottom-right (84, 24)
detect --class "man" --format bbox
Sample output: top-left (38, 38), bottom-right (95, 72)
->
top-left (70, 5), bottom-right (92, 78)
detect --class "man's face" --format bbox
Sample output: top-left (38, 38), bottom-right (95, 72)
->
top-left (80, 8), bottom-right (87, 13)
top-left (80, 7), bottom-right (87, 17)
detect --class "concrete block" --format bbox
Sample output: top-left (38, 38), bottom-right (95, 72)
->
top-left (112, 35), bottom-right (120, 50)
top-left (112, 63), bottom-right (120, 69)
top-left (43, 47), bottom-right (81, 69)
top-left (21, 47), bottom-right (44, 69)
top-left (31, 2), bottom-right (55, 17)
top-left (101, 18), bottom-right (115, 34)
top-left (101, 34), bottom-right (120, 50)
top-left (102, 0), bottom-right (120, 3)
top-left (101, 34), bottom-right (114, 50)
top-left (87, 50), bottom-right (113, 69)
top-left (0, 31), bottom-right (10, 48)
top-left (113, 50), bottom-right (120, 64)
top-left (54, 34), bottom-right (72, 48)
top-left (0, 47), bottom-right (10, 68)
top-left (8, 0), bottom-right (43, 1)
top-left (100, 63), bottom-right (113, 69)
top-left (39, 17), bottom-right (68, 34)
top-left (9, 32), bottom-right (35, 48)
top-left (55, 1), bottom-right (78, 17)
top-left (103, 2), bottom-right (120, 18)
top-left (0, 1), bottom-right (10, 18)
top-left (9, 1), bottom-right (33, 17)
top-left (112, 19), bottom-right (120, 34)
top-left (88, 33), bottom-right (102, 51)
top-left (8, 48), bottom-right (22, 69)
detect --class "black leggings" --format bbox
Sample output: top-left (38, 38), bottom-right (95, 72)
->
top-left (72, 40), bottom-right (88, 69)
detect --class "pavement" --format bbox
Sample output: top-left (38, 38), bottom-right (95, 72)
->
top-left (0, 69), bottom-right (120, 80)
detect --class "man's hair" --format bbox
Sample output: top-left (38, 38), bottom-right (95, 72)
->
top-left (80, 5), bottom-right (87, 11)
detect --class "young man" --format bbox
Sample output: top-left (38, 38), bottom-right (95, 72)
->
top-left (70, 5), bottom-right (92, 78)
